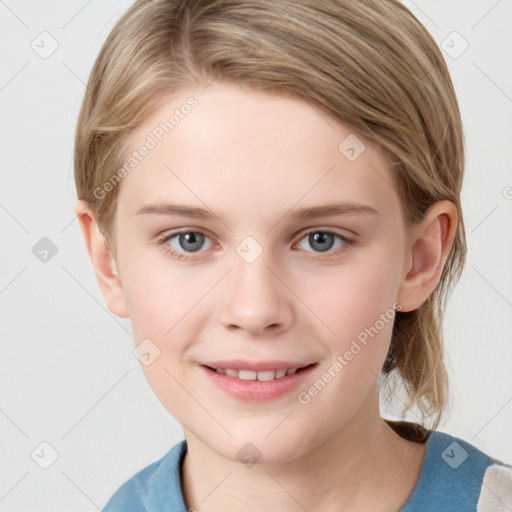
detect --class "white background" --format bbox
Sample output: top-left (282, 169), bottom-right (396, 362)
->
top-left (1, 1), bottom-right (511, 510)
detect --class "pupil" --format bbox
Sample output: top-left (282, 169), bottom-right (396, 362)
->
top-left (311, 232), bottom-right (334, 252)
top-left (181, 232), bottom-right (203, 252)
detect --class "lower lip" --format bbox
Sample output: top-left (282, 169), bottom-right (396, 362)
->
top-left (200, 364), bottom-right (317, 402)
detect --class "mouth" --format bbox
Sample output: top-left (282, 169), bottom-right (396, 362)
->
top-left (200, 362), bottom-right (318, 402)
top-left (203, 363), bottom-right (316, 382)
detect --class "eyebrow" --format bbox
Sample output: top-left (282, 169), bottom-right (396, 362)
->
top-left (136, 201), bottom-right (378, 220)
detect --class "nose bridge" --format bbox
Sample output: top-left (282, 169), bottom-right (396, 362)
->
top-left (218, 237), bottom-right (293, 333)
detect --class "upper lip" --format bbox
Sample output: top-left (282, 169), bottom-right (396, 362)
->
top-left (202, 360), bottom-right (316, 372)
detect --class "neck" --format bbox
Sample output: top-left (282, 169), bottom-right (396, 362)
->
top-left (181, 392), bottom-right (427, 512)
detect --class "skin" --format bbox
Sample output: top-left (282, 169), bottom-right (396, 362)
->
top-left (76, 81), bottom-right (458, 511)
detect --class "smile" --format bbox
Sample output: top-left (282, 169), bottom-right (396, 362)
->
top-left (208, 366), bottom-right (304, 381)
top-left (201, 363), bottom-right (318, 402)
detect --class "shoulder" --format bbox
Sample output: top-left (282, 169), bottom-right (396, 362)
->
top-left (102, 440), bottom-right (188, 512)
top-left (404, 429), bottom-right (512, 512)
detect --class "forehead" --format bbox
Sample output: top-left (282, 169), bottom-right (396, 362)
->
top-left (117, 82), bottom-right (401, 224)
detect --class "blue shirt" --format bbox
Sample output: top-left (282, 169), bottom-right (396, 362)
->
top-left (103, 421), bottom-right (512, 511)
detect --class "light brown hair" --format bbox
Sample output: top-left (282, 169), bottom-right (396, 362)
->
top-left (74, 0), bottom-right (467, 432)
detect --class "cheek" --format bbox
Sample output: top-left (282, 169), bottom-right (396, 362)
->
top-left (294, 253), bottom-right (400, 419)
top-left (121, 255), bottom-right (213, 395)
top-left (304, 248), bottom-right (401, 343)
top-left (126, 275), bottom-right (195, 352)
top-left (123, 265), bottom-right (201, 419)
top-left (119, 243), bottom-right (197, 336)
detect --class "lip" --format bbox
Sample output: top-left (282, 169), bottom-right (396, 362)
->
top-left (200, 362), bottom-right (317, 402)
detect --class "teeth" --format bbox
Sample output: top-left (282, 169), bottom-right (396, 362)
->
top-left (239, 370), bottom-right (257, 380)
top-left (215, 367), bottom-right (301, 380)
top-left (256, 370), bottom-right (276, 382)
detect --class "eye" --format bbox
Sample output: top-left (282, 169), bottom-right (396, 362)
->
top-left (158, 228), bottom-right (356, 262)
top-left (295, 230), bottom-right (355, 256)
top-left (159, 230), bottom-right (215, 261)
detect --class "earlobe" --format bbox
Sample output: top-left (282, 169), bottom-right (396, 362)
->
top-left (397, 200), bottom-right (458, 312)
top-left (74, 199), bottom-right (129, 319)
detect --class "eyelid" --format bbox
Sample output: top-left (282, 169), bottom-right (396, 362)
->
top-left (295, 225), bottom-right (357, 240)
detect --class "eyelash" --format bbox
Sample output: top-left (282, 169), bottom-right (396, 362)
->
top-left (157, 228), bottom-right (357, 262)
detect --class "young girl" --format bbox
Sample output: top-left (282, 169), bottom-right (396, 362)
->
top-left (74, 0), bottom-right (512, 510)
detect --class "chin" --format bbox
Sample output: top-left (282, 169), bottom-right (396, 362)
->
top-left (213, 432), bottom-right (312, 467)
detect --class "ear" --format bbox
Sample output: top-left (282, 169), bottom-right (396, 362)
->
top-left (74, 199), bottom-right (129, 318)
top-left (397, 200), bottom-right (458, 312)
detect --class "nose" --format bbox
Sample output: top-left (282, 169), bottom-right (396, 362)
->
top-left (218, 249), bottom-right (294, 336)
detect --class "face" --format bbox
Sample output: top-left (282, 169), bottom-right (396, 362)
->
top-left (110, 81), bottom-right (409, 464)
